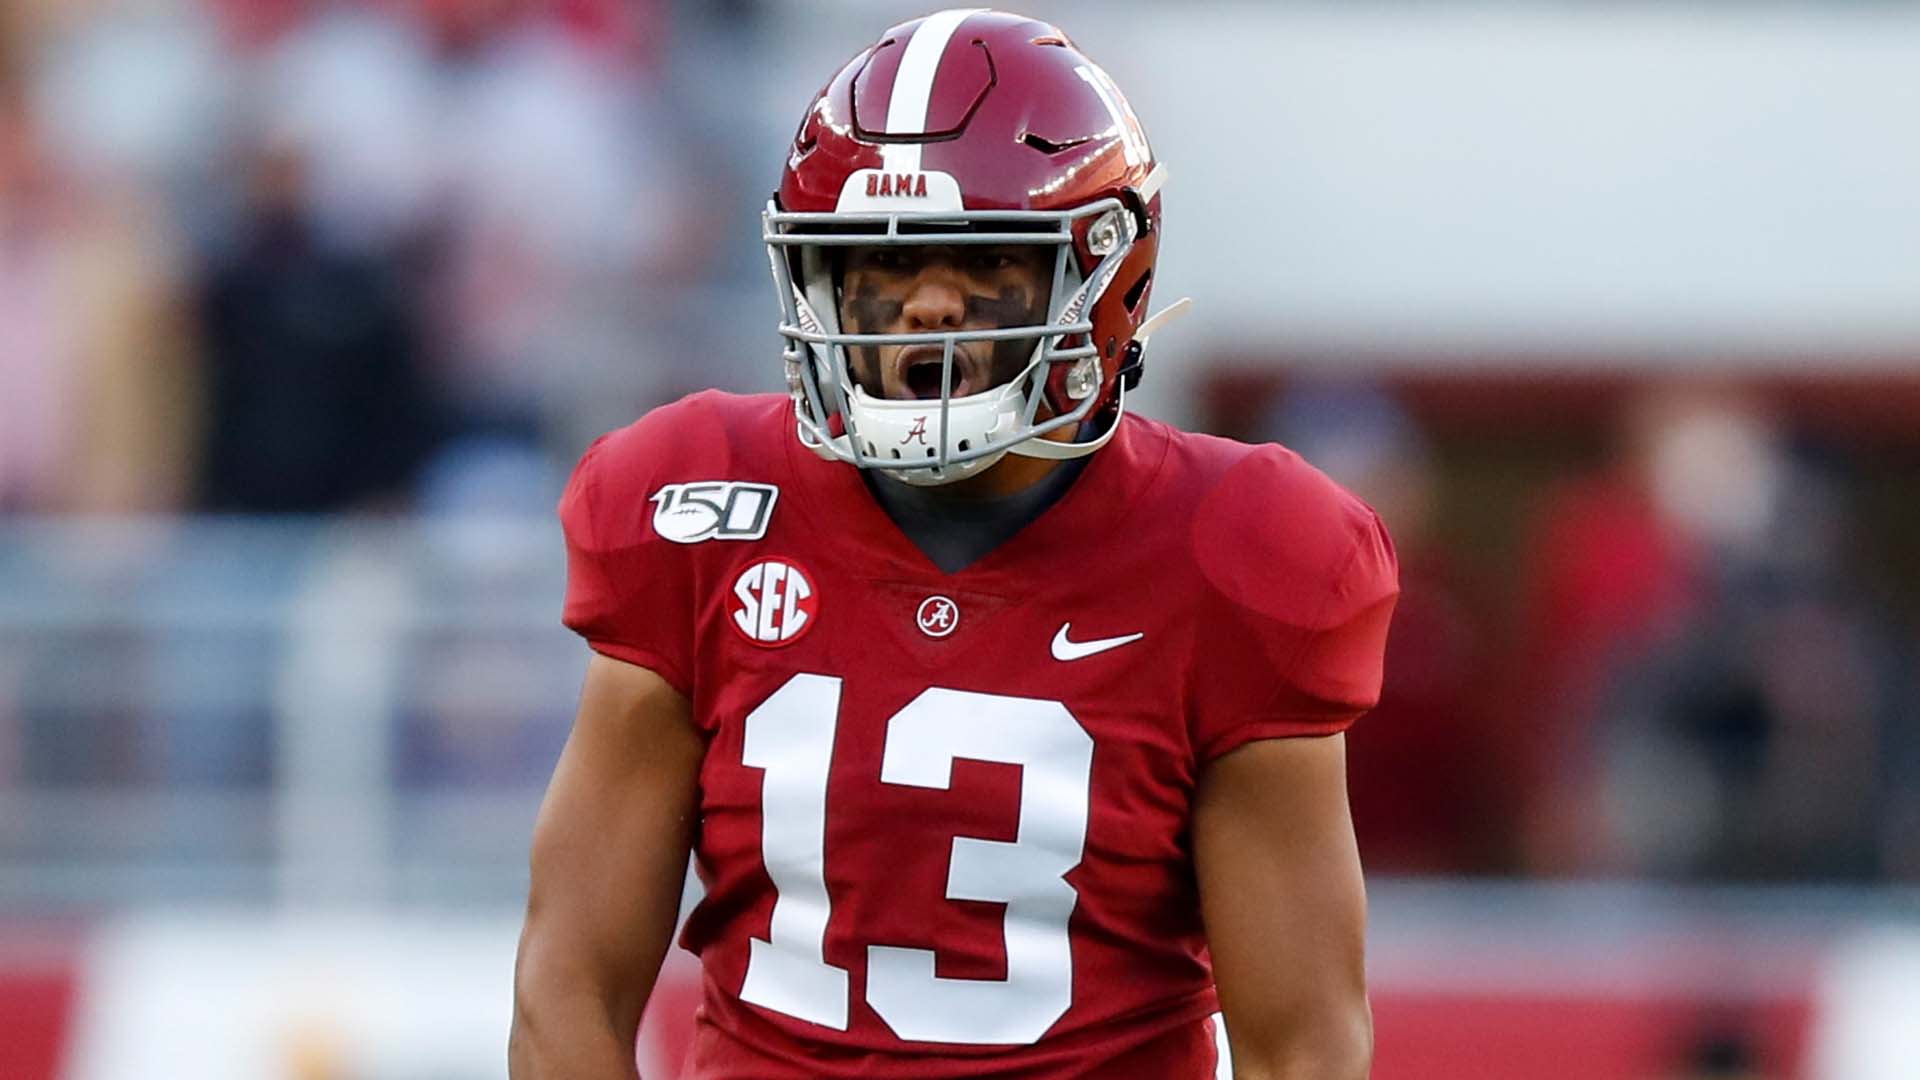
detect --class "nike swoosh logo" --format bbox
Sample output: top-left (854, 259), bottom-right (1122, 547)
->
top-left (1051, 623), bottom-right (1145, 661)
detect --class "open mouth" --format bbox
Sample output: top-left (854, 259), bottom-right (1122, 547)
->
top-left (895, 346), bottom-right (977, 400)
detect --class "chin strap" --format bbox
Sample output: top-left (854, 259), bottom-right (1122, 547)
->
top-left (1136, 296), bottom-right (1194, 344)
top-left (1007, 382), bottom-right (1127, 460)
top-left (1009, 296), bottom-right (1195, 462)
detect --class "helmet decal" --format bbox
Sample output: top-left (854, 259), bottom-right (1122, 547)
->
top-left (835, 168), bottom-right (965, 213)
top-left (1074, 64), bottom-right (1153, 167)
top-left (875, 8), bottom-right (986, 174)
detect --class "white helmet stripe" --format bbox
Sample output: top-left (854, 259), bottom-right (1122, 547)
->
top-left (880, 8), bottom-right (985, 173)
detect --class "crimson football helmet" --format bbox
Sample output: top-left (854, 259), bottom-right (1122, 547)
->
top-left (767, 8), bottom-right (1188, 485)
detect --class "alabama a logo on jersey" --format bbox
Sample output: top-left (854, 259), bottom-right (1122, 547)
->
top-left (651, 481), bottom-right (779, 544)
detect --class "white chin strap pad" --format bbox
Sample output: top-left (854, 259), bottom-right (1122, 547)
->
top-left (844, 380), bottom-right (1023, 484)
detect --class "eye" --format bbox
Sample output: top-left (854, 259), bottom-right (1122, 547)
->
top-left (970, 251), bottom-right (1018, 272)
top-left (864, 249), bottom-right (911, 271)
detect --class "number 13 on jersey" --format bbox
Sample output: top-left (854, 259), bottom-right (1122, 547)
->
top-left (738, 673), bottom-right (1095, 1046)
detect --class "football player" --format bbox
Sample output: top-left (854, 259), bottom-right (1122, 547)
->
top-left (511, 10), bottom-right (1397, 1079)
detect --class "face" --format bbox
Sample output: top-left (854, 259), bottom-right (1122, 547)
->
top-left (838, 243), bottom-right (1053, 401)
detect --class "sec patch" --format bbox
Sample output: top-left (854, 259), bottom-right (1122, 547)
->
top-left (730, 558), bottom-right (818, 647)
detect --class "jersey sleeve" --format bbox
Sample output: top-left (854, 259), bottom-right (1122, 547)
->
top-left (558, 421), bottom-right (698, 695)
top-left (1188, 448), bottom-right (1401, 763)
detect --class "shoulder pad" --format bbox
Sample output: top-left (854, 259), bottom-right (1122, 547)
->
top-left (1191, 441), bottom-right (1395, 630)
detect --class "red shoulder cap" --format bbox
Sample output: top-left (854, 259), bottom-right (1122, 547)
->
top-left (1181, 432), bottom-right (1398, 633)
top-left (561, 391), bottom-right (787, 552)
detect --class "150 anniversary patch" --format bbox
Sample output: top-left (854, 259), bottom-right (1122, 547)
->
top-left (650, 481), bottom-right (779, 544)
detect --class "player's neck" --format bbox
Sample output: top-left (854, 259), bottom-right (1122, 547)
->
top-left (864, 453), bottom-right (1088, 574)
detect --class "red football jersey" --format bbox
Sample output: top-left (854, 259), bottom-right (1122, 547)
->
top-left (560, 391), bottom-right (1398, 1078)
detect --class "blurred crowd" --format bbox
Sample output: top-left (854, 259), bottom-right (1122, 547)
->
top-left (1, 2), bottom-right (1916, 892)
top-left (0, 0), bottom-right (765, 867)
top-left (1266, 380), bottom-right (1920, 885)
top-left (0, 0), bottom-right (739, 519)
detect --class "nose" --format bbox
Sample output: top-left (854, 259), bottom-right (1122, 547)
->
top-left (900, 267), bottom-right (967, 331)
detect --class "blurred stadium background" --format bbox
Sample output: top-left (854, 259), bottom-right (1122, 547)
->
top-left (2, 1), bottom-right (1919, 1077)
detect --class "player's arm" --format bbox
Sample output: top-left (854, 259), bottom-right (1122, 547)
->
top-left (1193, 734), bottom-right (1371, 1080)
top-left (510, 653), bottom-right (705, 1079)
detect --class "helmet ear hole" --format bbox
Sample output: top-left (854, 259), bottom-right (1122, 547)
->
top-left (1123, 269), bottom-right (1152, 315)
